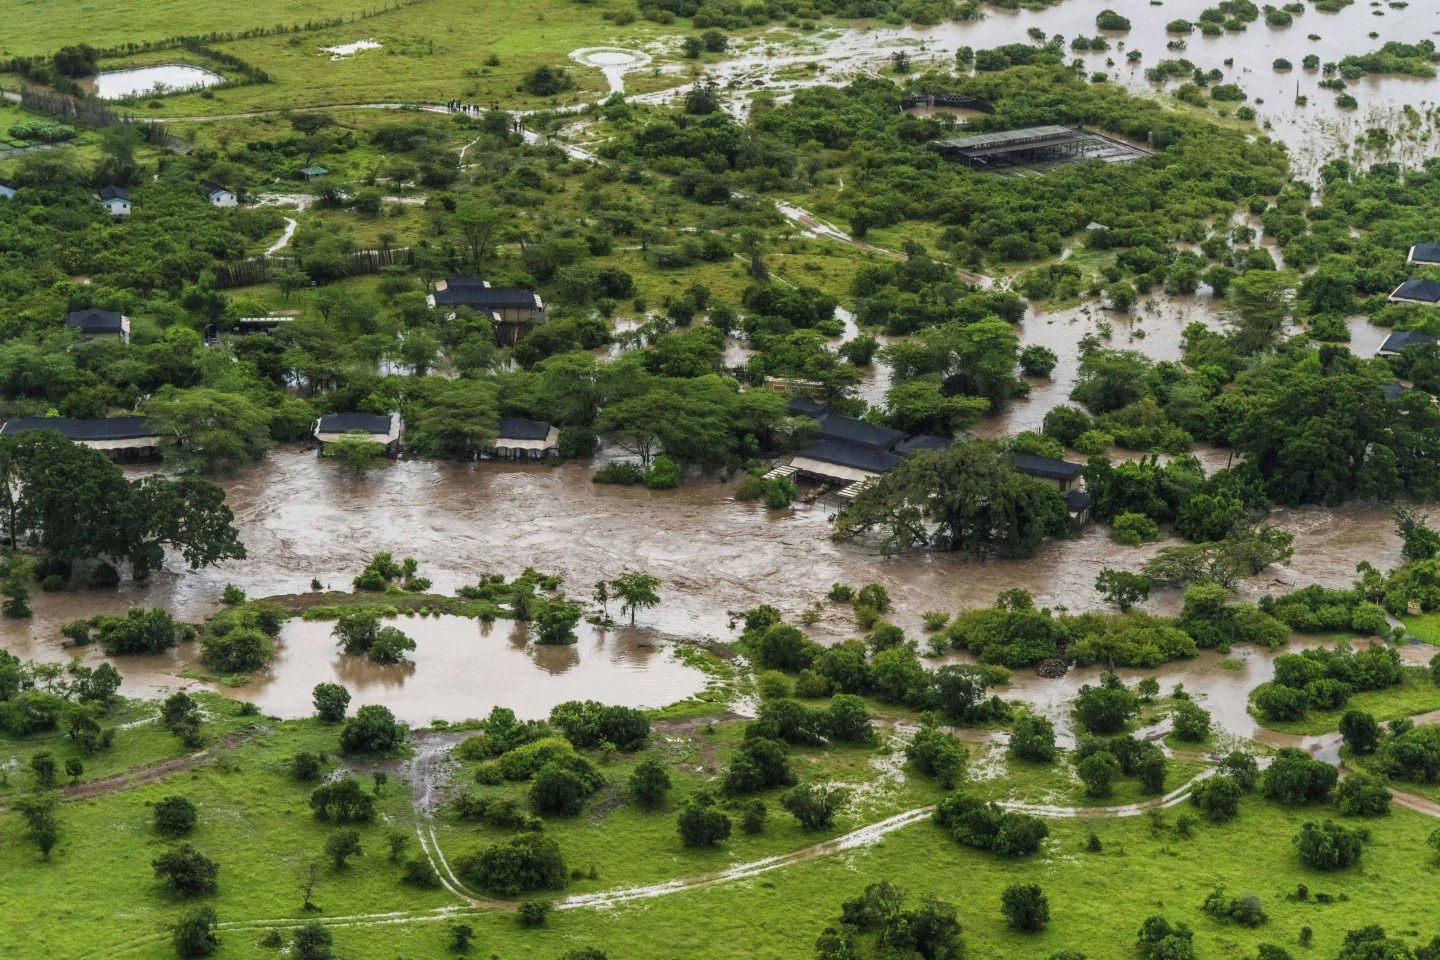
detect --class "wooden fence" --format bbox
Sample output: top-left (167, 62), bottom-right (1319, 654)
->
top-left (213, 246), bottom-right (415, 289)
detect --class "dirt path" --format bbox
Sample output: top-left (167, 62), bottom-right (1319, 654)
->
top-left (1, 730), bottom-right (255, 812)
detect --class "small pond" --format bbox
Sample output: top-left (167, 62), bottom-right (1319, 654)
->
top-left (212, 614), bottom-right (711, 724)
top-left (90, 64), bottom-right (224, 100)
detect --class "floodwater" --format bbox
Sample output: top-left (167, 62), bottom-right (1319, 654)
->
top-left (710, 0), bottom-right (1440, 179)
top-left (0, 444), bottom-right (1406, 716)
top-left (322, 40), bottom-right (383, 60)
top-left (221, 615), bottom-right (705, 725)
top-left (88, 64), bottom-right (223, 100)
top-left (988, 640), bottom-right (1439, 749)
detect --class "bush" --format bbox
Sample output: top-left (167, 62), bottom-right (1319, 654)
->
top-left (154, 795), bottom-right (198, 837)
top-left (340, 704), bottom-right (406, 754)
top-left (1008, 714), bottom-right (1057, 763)
top-left (593, 462), bottom-right (644, 485)
top-left (310, 778), bottom-right (376, 823)
top-left (517, 900), bottom-right (551, 928)
top-left (934, 793), bottom-right (1048, 857)
top-left (1294, 819), bottom-right (1367, 870)
top-left (152, 844), bottom-right (220, 897)
top-left (313, 683), bottom-right (351, 723)
top-left (1002, 883), bottom-right (1050, 931)
top-left (678, 794), bottom-right (731, 847)
top-left (1201, 888), bottom-right (1267, 927)
top-left (455, 833), bottom-right (567, 896)
top-left (1333, 771), bottom-right (1392, 817)
top-left (1340, 710), bottom-right (1381, 754)
top-left (906, 726), bottom-right (968, 788)
top-left (1172, 700), bottom-right (1212, 743)
top-left (780, 782), bottom-right (848, 830)
top-left (1112, 513), bottom-right (1160, 545)
top-left (1078, 750), bottom-right (1122, 798)
top-left (1191, 775), bottom-right (1242, 822)
top-left (292, 752), bottom-right (324, 781)
top-left (1261, 749), bottom-right (1337, 805)
top-left (629, 756), bottom-right (672, 809)
top-left (173, 906), bottom-right (220, 959)
top-left (643, 455), bottom-right (680, 489)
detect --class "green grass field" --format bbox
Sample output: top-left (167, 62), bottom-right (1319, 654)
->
top-left (1250, 667), bottom-right (1440, 737)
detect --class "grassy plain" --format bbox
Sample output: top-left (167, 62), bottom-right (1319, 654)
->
top-left (1249, 666), bottom-right (1440, 736)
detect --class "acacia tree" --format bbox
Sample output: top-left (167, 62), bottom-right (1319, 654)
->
top-left (1095, 569), bottom-right (1151, 613)
top-left (834, 439), bottom-right (1070, 557)
top-left (610, 572), bottom-right (661, 625)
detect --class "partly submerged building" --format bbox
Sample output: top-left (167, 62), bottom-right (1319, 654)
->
top-left (312, 412), bottom-right (403, 456)
top-left (1388, 279), bottom-right (1440, 306)
top-left (489, 416), bottom-right (560, 460)
top-left (0, 416), bottom-right (163, 461)
top-left (1010, 452), bottom-right (1084, 492)
top-left (1375, 329), bottom-right (1437, 358)
top-left (429, 276), bottom-right (545, 345)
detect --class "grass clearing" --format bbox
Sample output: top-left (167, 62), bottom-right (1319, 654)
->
top-left (1250, 667), bottom-right (1440, 736)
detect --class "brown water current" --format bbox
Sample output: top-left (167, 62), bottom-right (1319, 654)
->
top-left (713, 0), bottom-right (1440, 179)
top-left (0, 444), bottom-right (1409, 721)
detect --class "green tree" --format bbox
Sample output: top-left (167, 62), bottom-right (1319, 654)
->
top-left (143, 387), bottom-right (272, 475)
top-left (172, 906), bottom-right (220, 959)
top-left (611, 571), bottom-right (662, 625)
top-left (1001, 883), bottom-right (1051, 932)
top-left (340, 705), bottom-right (406, 754)
top-left (1095, 569), bottom-right (1151, 612)
top-left (629, 756), bottom-right (672, 809)
top-left (678, 794), bottom-right (732, 847)
top-left (313, 683), bottom-right (351, 723)
top-left (835, 439), bottom-right (1070, 557)
top-left (780, 782), bottom-right (849, 830)
top-left (325, 828), bottom-right (362, 869)
top-left (322, 435), bottom-right (386, 476)
top-left (152, 844), bottom-right (220, 897)
top-left (155, 796), bottom-right (199, 837)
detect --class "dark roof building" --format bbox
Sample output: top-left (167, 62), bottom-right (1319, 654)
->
top-left (1011, 452), bottom-right (1083, 483)
top-left (313, 411), bottom-right (403, 455)
top-left (1389, 279), bottom-right (1440, 305)
top-left (1408, 243), bottom-right (1440, 265)
top-left (794, 439), bottom-right (901, 477)
top-left (66, 308), bottom-right (130, 340)
top-left (1384, 384), bottom-right (1420, 402)
top-left (316, 412), bottom-right (395, 435)
top-left (498, 416), bottom-right (552, 441)
top-left (895, 435), bottom-right (950, 456)
top-left (1376, 329), bottom-right (1437, 357)
top-left (491, 415), bottom-right (559, 459)
top-left (0, 416), bottom-right (157, 441)
top-left (1063, 489), bottom-right (1092, 518)
top-left (96, 185), bottom-right (129, 202)
top-left (786, 396), bottom-right (829, 419)
top-left (0, 415), bottom-right (163, 461)
top-left (816, 414), bottom-right (905, 450)
top-left (432, 285), bottom-right (543, 311)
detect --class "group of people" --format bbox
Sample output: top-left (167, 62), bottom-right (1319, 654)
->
top-left (443, 100), bottom-right (528, 134)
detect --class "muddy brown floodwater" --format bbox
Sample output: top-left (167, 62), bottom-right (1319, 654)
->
top-left (715, 0), bottom-right (1440, 180)
top-left (231, 616), bottom-right (704, 725)
top-left (0, 443), bottom-right (1409, 719)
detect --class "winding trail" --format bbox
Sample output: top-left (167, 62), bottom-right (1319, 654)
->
top-left (62, 717), bottom-right (1440, 960)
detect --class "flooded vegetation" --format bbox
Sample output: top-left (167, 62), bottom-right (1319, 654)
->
top-left (7, 2), bottom-right (1440, 958)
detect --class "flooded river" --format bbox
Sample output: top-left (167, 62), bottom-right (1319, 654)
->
top-left (708, 0), bottom-right (1440, 179)
top-left (0, 447), bottom-right (1407, 718)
